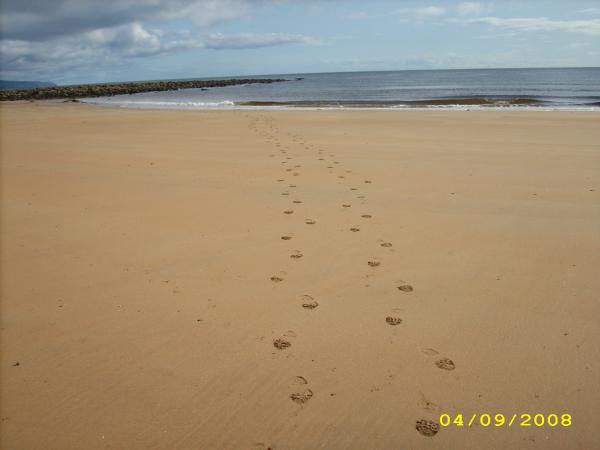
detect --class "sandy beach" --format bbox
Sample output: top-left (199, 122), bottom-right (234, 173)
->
top-left (1, 102), bottom-right (599, 449)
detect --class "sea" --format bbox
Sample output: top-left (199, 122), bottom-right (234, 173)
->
top-left (83, 67), bottom-right (600, 111)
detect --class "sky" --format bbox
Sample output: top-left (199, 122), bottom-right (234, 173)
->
top-left (1, 0), bottom-right (600, 85)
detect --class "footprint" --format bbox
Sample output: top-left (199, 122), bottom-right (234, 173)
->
top-left (277, 179), bottom-right (284, 182)
top-left (290, 250), bottom-right (303, 259)
top-left (293, 200), bottom-right (303, 204)
top-left (283, 210), bottom-right (294, 215)
top-left (273, 339), bottom-right (291, 350)
top-left (435, 358), bottom-right (456, 371)
top-left (342, 204), bottom-right (351, 208)
top-left (364, 180), bottom-right (372, 184)
top-left (281, 236), bottom-right (293, 240)
top-left (293, 172), bottom-right (300, 176)
top-left (422, 348), bottom-right (439, 356)
top-left (301, 295), bottom-right (318, 309)
top-left (368, 260), bottom-right (381, 267)
top-left (282, 192), bottom-right (290, 196)
top-left (350, 227), bottom-right (360, 232)
top-left (380, 242), bottom-right (392, 248)
top-left (397, 285), bottom-right (413, 292)
top-left (289, 184), bottom-right (296, 188)
top-left (416, 419), bottom-right (440, 437)
top-left (338, 176), bottom-right (345, 179)
top-left (361, 214), bottom-right (372, 218)
top-left (294, 375), bottom-right (308, 385)
top-left (290, 389), bottom-right (314, 404)
top-left (386, 316), bottom-right (403, 325)
top-left (305, 219), bottom-right (316, 225)
top-left (350, 188), bottom-right (358, 191)
top-left (270, 276), bottom-right (284, 282)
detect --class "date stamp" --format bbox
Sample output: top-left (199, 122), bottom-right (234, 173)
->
top-left (439, 413), bottom-right (572, 428)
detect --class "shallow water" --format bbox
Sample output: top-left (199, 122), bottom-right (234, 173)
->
top-left (83, 67), bottom-right (600, 111)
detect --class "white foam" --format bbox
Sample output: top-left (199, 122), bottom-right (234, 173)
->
top-left (81, 98), bottom-right (600, 112)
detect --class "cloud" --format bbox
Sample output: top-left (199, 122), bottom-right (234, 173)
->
top-left (0, 0), bottom-right (262, 41)
top-left (391, 5), bottom-right (445, 21)
top-left (0, 0), bottom-right (323, 82)
top-left (468, 16), bottom-right (600, 36)
top-left (457, 2), bottom-right (492, 16)
top-left (202, 32), bottom-right (321, 49)
top-left (415, 6), bottom-right (446, 18)
top-left (576, 8), bottom-right (599, 14)
top-left (0, 25), bottom-right (319, 81)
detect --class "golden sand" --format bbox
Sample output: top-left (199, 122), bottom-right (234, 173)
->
top-left (1, 102), bottom-right (599, 449)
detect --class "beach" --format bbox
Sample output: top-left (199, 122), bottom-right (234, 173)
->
top-left (1, 102), bottom-right (599, 449)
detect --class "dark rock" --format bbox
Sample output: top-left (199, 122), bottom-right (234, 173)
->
top-left (0, 78), bottom-right (288, 101)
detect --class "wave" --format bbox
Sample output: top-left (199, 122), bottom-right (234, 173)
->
top-left (238, 97), bottom-right (547, 108)
top-left (82, 99), bottom-right (236, 108)
top-left (82, 97), bottom-right (600, 111)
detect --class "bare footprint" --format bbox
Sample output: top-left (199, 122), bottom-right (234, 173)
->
top-left (397, 285), bottom-right (413, 292)
top-left (416, 419), bottom-right (440, 437)
top-left (281, 236), bottom-right (293, 240)
top-left (273, 339), bottom-right (291, 350)
top-left (368, 260), bottom-right (381, 267)
top-left (290, 250), bottom-right (303, 259)
top-left (364, 180), bottom-right (372, 184)
top-left (350, 227), bottom-right (360, 232)
top-left (386, 316), bottom-right (403, 326)
top-left (281, 192), bottom-right (290, 196)
top-left (380, 242), bottom-right (392, 248)
top-left (435, 358), bottom-right (456, 371)
top-left (305, 219), bottom-right (316, 225)
top-left (342, 204), bottom-right (351, 208)
top-left (270, 276), bottom-right (284, 282)
top-left (284, 210), bottom-right (294, 215)
top-left (290, 389), bottom-right (313, 404)
top-left (293, 200), bottom-right (302, 204)
top-left (361, 214), bottom-right (372, 218)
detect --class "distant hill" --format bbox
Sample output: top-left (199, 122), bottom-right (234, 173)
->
top-left (0, 80), bottom-right (57, 91)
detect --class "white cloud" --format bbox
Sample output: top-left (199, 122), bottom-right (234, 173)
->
top-left (0, 0), bottom-right (323, 81)
top-left (469, 17), bottom-right (600, 36)
top-left (391, 5), bottom-right (445, 21)
top-left (458, 2), bottom-right (492, 16)
top-left (0, 27), bottom-right (320, 81)
top-left (576, 8), bottom-right (599, 14)
top-left (415, 6), bottom-right (446, 18)
top-left (202, 32), bottom-right (321, 49)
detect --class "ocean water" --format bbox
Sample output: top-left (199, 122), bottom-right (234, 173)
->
top-left (84, 67), bottom-right (600, 111)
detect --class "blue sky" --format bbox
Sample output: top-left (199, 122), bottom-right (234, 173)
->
top-left (1, 1), bottom-right (599, 85)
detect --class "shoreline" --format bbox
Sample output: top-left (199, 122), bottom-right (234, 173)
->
top-left (74, 98), bottom-right (600, 112)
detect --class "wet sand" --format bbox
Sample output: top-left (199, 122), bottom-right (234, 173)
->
top-left (1, 102), bottom-right (599, 449)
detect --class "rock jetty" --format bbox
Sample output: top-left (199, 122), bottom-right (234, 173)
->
top-left (0, 78), bottom-right (287, 101)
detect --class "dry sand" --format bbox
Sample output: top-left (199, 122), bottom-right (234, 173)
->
top-left (1, 102), bottom-right (599, 449)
